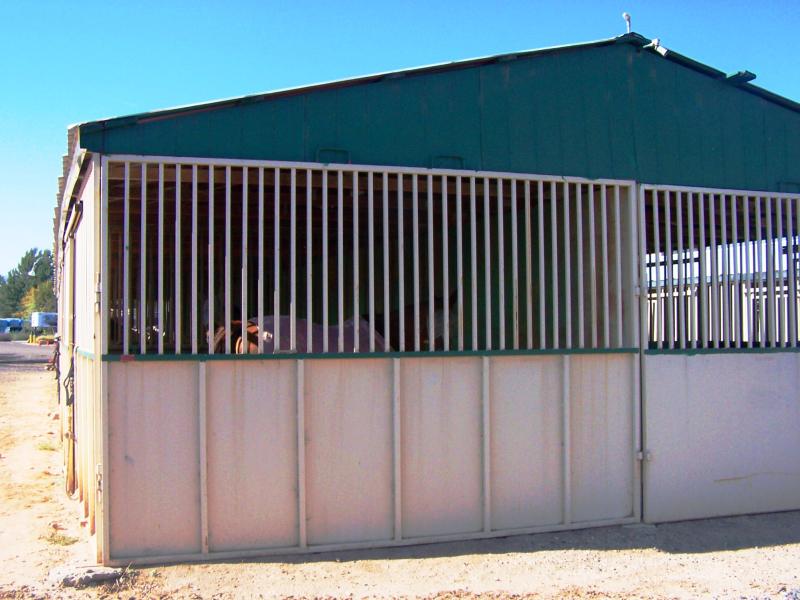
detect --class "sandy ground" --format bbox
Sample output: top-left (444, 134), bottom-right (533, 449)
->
top-left (0, 340), bottom-right (799, 599)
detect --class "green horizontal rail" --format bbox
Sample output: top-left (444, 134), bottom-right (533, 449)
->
top-left (645, 346), bottom-right (800, 356)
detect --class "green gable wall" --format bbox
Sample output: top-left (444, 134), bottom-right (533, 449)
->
top-left (79, 42), bottom-right (800, 192)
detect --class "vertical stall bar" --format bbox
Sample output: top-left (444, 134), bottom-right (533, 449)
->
top-left (191, 166), bottom-right (198, 354)
top-left (589, 185), bottom-right (598, 348)
top-left (524, 182), bottom-right (533, 349)
top-left (175, 165), bottom-right (182, 354)
top-left (538, 181), bottom-right (546, 349)
top-left (123, 162), bottom-right (130, 355)
top-left (456, 176), bottom-right (464, 351)
top-left (258, 168), bottom-right (264, 354)
top-left (383, 173), bottom-right (391, 352)
top-left (274, 168), bottom-right (281, 352)
top-left (306, 170), bottom-right (313, 351)
top-left (664, 191), bottom-right (674, 349)
top-left (484, 178), bottom-right (492, 350)
top-left (290, 168), bottom-right (297, 352)
top-left (576, 184), bottom-right (585, 348)
top-left (744, 195), bottom-right (752, 348)
top-left (511, 180), bottom-right (519, 349)
top-left (497, 179), bottom-right (505, 350)
top-left (776, 197), bottom-right (786, 346)
top-left (563, 182), bottom-right (571, 349)
top-left (601, 185), bottom-right (610, 348)
top-left (470, 177), bottom-right (479, 350)
top-left (337, 171), bottom-right (344, 352)
top-left (241, 168), bottom-right (249, 354)
top-left (756, 197), bottom-right (765, 345)
top-left (687, 192), bottom-right (696, 347)
top-left (398, 174), bottom-right (405, 352)
top-left (140, 163), bottom-right (148, 354)
top-left (158, 163), bottom-right (164, 355)
top-left (720, 194), bottom-right (730, 347)
top-left (224, 166), bottom-right (232, 354)
top-left (788, 197), bottom-right (797, 346)
top-left (368, 173), bottom-right (376, 352)
top-left (550, 182), bottom-right (559, 349)
top-left (207, 167), bottom-right (214, 353)
top-left (732, 195), bottom-right (740, 347)
top-left (614, 186), bottom-right (624, 348)
top-left (709, 194), bottom-right (719, 347)
top-left (442, 175), bottom-right (450, 351)
top-left (698, 193), bottom-right (708, 347)
top-left (427, 175), bottom-right (435, 351)
top-left (652, 190), bottom-right (661, 349)
top-left (322, 172), bottom-right (329, 353)
top-left (676, 191), bottom-right (685, 349)
top-left (413, 174), bottom-right (420, 352)
top-left (766, 197), bottom-right (776, 345)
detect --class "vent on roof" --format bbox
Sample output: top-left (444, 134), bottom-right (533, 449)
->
top-left (726, 70), bottom-right (757, 84)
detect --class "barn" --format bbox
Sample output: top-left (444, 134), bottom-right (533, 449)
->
top-left (54, 31), bottom-right (800, 565)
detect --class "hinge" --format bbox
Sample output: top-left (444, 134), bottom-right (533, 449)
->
top-left (636, 450), bottom-right (652, 462)
top-left (95, 464), bottom-right (103, 493)
top-left (94, 274), bottom-right (101, 313)
top-left (634, 285), bottom-right (642, 297)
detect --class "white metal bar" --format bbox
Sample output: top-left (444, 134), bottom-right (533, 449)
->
top-left (497, 179), bottom-right (505, 350)
top-left (709, 194), bottom-right (719, 347)
top-left (398, 174), bottom-right (405, 352)
top-left (776, 196), bottom-right (786, 346)
top-left (140, 163), bottom-right (148, 354)
top-left (199, 362), bottom-right (209, 554)
top-left (563, 182), bottom-right (571, 349)
top-left (636, 185), bottom-right (648, 353)
top-left (796, 198), bottom-right (800, 345)
top-left (698, 193), bottom-right (708, 347)
top-left (720, 194), bottom-right (730, 347)
top-left (511, 181), bottom-right (519, 349)
top-left (258, 168), bottom-right (264, 354)
top-left (470, 177), bottom-right (479, 350)
top-left (744, 194), bottom-right (752, 348)
top-left (525, 182), bottom-right (533, 349)
top-left (306, 170), bottom-right (313, 351)
top-left (392, 358), bottom-right (402, 540)
top-left (756, 197), bottom-right (766, 345)
top-left (538, 181), bottom-right (546, 348)
top-left (589, 185), bottom-right (598, 348)
top-left (290, 168), bottom-right (297, 352)
top-left (676, 191), bottom-right (685, 349)
top-left (789, 197), bottom-right (797, 347)
top-left (663, 190), bottom-right (673, 349)
top-left (731, 195), bottom-right (740, 347)
top-left (296, 360), bottom-right (307, 548)
top-left (427, 175), bottom-right (435, 351)
top-left (576, 184), bottom-right (584, 348)
top-left (442, 175), bottom-right (450, 351)
top-left (241, 167), bottom-right (249, 354)
top-left (687, 192), bottom-right (696, 348)
top-left (192, 165), bottom-right (198, 354)
top-left (413, 174), bottom-right (420, 351)
top-left (614, 186), bottom-right (623, 348)
top-left (550, 181), bottom-right (559, 349)
top-left (175, 165), bottom-right (182, 354)
top-left (353, 172), bottom-right (359, 352)
top-left (766, 197), bottom-right (776, 345)
top-left (383, 173), bottom-right (390, 352)
top-left (158, 163), bottom-right (164, 355)
top-left (368, 173), bottom-right (376, 352)
top-left (561, 355), bottom-right (571, 525)
top-left (224, 166), bottom-right (232, 354)
top-left (456, 176), bottom-right (464, 351)
top-left (484, 178), bottom-right (492, 350)
top-left (481, 356), bottom-right (491, 533)
top-left (207, 167), bottom-right (215, 353)
top-left (338, 171), bottom-right (344, 353)
top-left (322, 172), bottom-right (329, 352)
top-left (274, 168), bottom-right (281, 352)
top-left (123, 162), bottom-right (130, 355)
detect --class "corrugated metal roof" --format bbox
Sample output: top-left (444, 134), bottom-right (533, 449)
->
top-left (77, 32), bottom-right (800, 135)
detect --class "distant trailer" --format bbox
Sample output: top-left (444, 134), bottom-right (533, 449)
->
top-left (31, 312), bottom-right (58, 330)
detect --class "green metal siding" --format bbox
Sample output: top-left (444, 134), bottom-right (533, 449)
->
top-left (80, 43), bottom-right (800, 191)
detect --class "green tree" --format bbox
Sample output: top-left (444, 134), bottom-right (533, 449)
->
top-left (0, 248), bottom-right (55, 317)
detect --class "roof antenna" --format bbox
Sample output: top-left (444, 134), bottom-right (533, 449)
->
top-left (622, 12), bottom-right (632, 34)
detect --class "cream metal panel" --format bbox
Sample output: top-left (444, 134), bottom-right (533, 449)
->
top-left (206, 361), bottom-right (299, 551)
top-left (108, 362), bottom-right (201, 558)
top-left (644, 353), bottom-right (800, 522)
top-left (400, 357), bottom-right (483, 538)
top-left (305, 358), bottom-right (394, 545)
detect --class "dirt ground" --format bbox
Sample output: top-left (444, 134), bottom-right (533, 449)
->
top-left (0, 340), bottom-right (799, 600)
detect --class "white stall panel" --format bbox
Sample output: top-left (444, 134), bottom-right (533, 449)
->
top-left (570, 354), bottom-right (634, 523)
top-left (490, 356), bottom-right (563, 530)
top-left (305, 359), bottom-right (393, 545)
top-left (645, 353), bottom-right (800, 522)
top-left (206, 361), bottom-right (298, 551)
top-left (108, 362), bottom-right (200, 558)
top-left (401, 357), bottom-right (483, 538)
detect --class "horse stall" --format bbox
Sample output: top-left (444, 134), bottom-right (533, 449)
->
top-left (53, 32), bottom-right (800, 565)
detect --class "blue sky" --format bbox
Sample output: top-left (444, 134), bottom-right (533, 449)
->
top-left (0, 0), bottom-right (798, 276)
